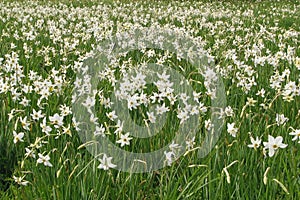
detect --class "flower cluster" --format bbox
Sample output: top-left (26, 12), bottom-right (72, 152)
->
top-left (0, 0), bottom-right (298, 187)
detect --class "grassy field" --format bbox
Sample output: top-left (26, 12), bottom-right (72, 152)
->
top-left (0, 0), bottom-right (300, 199)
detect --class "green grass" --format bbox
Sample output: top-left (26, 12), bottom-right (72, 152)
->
top-left (0, 0), bottom-right (300, 199)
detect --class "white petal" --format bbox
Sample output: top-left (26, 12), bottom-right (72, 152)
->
top-left (274, 136), bottom-right (283, 144)
top-left (269, 148), bottom-right (275, 157)
top-left (279, 143), bottom-right (287, 148)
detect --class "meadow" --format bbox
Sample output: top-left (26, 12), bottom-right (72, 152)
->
top-left (0, 0), bottom-right (299, 199)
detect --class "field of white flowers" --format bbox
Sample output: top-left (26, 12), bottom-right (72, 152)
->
top-left (0, 0), bottom-right (299, 199)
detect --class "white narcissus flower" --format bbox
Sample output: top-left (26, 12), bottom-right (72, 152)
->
top-left (177, 109), bottom-right (189, 125)
top-left (40, 117), bottom-right (52, 135)
top-left (59, 104), bottom-right (72, 116)
top-left (225, 106), bottom-right (234, 117)
top-left (89, 114), bottom-right (99, 125)
top-left (227, 123), bottom-right (238, 137)
top-left (82, 96), bottom-right (95, 109)
top-left (13, 131), bottom-right (24, 143)
top-left (63, 125), bottom-right (72, 136)
top-left (186, 137), bottom-right (195, 151)
top-left (72, 117), bottom-right (81, 131)
top-left (275, 114), bottom-right (288, 126)
top-left (127, 94), bottom-right (139, 110)
top-left (169, 141), bottom-right (181, 152)
top-left (20, 116), bottom-right (30, 131)
top-left (256, 88), bottom-right (265, 97)
top-left (289, 129), bottom-right (300, 143)
top-left (263, 135), bottom-right (288, 157)
top-left (31, 109), bottom-right (44, 121)
top-left (247, 136), bottom-right (261, 149)
top-left (246, 97), bottom-right (257, 106)
top-left (205, 119), bottom-right (213, 131)
top-left (94, 124), bottom-right (105, 137)
top-left (156, 103), bottom-right (170, 115)
top-left (49, 113), bottom-right (64, 128)
top-left (106, 111), bottom-right (117, 121)
top-left (37, 153), bottom-right (53, 167)
top-left (164, 151), bottom-right (175, 166)
top-left (98, 154), bottom-right (117, 170)
top-left (13, 176), bottom-right (29, 186)
top-left (147, 111), bottom-right (156, 124)
top-left (116, 133), bottom-right (132, 147)
top-left (25, 148), bottom-right (36, 158)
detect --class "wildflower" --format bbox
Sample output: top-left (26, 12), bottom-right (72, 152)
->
top-left (106, 111), bottom-right (117, 121)
top-left (147, 111), bottom-right (156, 124)
top-left (179, 93), bottom-right (190, 105)
top-left (205, 119), bottom-right (214, 131)
top-left (164, 151), bottom-right (175, 166)
top-left (59, 104), bottom-right (72, 116)
top-left (19, 97), bottom-right (31, 107)
top-left (49, 113), bottom-right (64, 128)
top-left (37, 153), bottom-right (53, 167)
top-left (13, 131), bottom-right (24, 143)
top-left (127, 94), bottom-right (139, 110)
top-left (40, 118), bottom-right (52, 135)
top-left (31, 109), bottom-right (44, 121)
top-left (227, 123), bottom-right (238, 137)
top-left (289, 129), bottom-right (300, 143)
top-left (256, 88), bottom-right (265, 97)
top-left (246, 97), bottom-right (257, 106)
top-left (20, 116), bottom-right (30, 131)
top-left (97, 154), bottom-right (117, 170)
top-left (193, 91), bottom-right (201, 102)
top-left (114, 120), bottom-right (124, 135)
top-left (263, 135), bottom-right (287, 157)
top-left (169, 141), bottom-right (181, 152)
top-left (224, 106), bottom-right (234, 117)
top-left (101, 97), bottom-right (113, 109)
top-left (275, 114), bottom-right (288, 126)
top-left (90, 114), bottom-right (99, 125)
top-left (139, 92), bottom-right (149, 105)
top-left (247, 136), bottom-right (261, 149)
top-left (94, 125), bottom-right (106, 137)
top-left (177, 109), bottom-right (189, 124)
top-left (156, 103), bottom-right (170, 115)
top-left (72, 117), bottom-right (81, 131)
top-left (13, 176), bottom-right (29, 186)
top-left (25, 148), bottom-right (36, 158)
top-left (82, 96), bottom-right (95, 109)
top-left (186, 137), bottom-right (195, 151)
top-left (116, 133), bottom-right (132, 147)
top-left (63, 125), bottom-right (72, 136)
top-left (199, 102), bottom-right (207, 113)
top-left (190, 106), bottom-right (199, 115)
top-left (8, 109), bottom-right (16, 121)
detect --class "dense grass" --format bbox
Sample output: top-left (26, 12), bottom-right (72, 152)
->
top-left (0, 0), bottom-right (299, 199)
